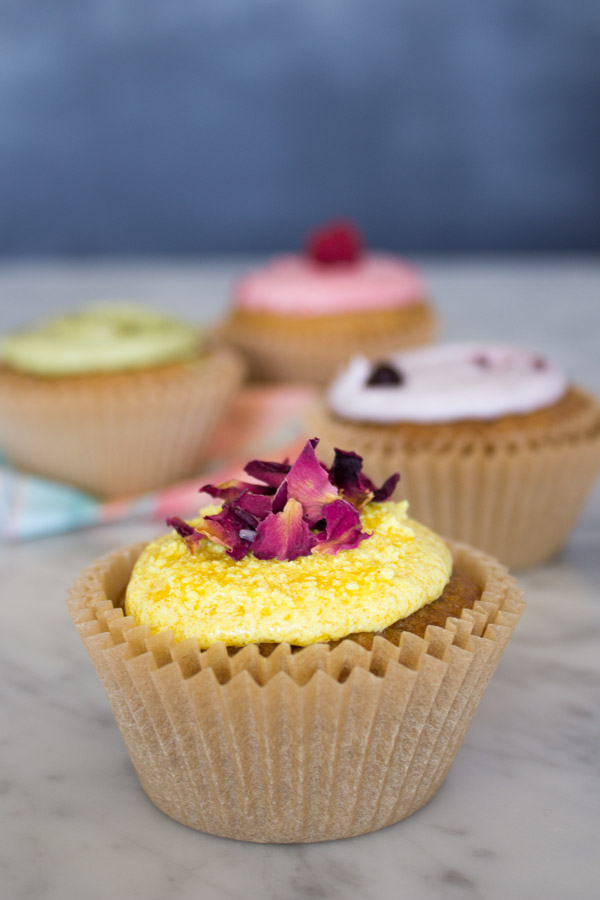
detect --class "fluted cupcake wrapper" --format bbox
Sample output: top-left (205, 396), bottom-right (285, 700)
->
top-left (0, 349), bottom-right (244, 498)
top-left (307, 401), bottom-right (600, 570)
top-left (220, 304), bottom-right (437, 384)
top-left (67, 540), bottom-right (523, 843)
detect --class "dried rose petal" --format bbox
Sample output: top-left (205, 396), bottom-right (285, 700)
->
top-left (167, 516), bottom-right (197, 538)
top-left (199, 507), bottom-right (254, 561)
top-left (227, 503), bottom-right (259, 530)
top-left (313, 499), bottom-right (371, 555)
top-left (168, 440), bottom-right (397, 562)
top-left (329, 448), bottom-right (374, 509)
top-left (166, 516), bottom-right (204, 552)
top-left (200, 479), bottom-right (274, 501)
top-left (253, 498), bottom-right (317, 561)
top-left (330, 448), bottom-right (399, 507)
top-left (243, 459), bottom-right (290, 488)
top-left (283, 438), bottom-right (338, 525)
top-left (271, 479), bottom-right (288, 513)
top-left (234, 491), bottom-right (273, 521)
top-left (372, 473), bottom-right (400, 502)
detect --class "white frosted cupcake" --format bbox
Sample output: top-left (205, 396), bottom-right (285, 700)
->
top-left (307, 343), bottom-right (600, 568)
top-left (0, 302), bottom-right (244, 497)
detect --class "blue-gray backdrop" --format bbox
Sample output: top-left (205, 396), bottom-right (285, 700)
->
top-left (1, 1), bottom-right (599, 255)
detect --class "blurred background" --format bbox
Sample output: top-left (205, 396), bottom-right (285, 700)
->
top-left (1, 0), bottom-right (599, 257)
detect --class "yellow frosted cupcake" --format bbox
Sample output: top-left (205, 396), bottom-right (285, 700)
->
top-left (0, 302), bottom-right (244, 497)
top-left (68, 439), bottom-right (523, 842)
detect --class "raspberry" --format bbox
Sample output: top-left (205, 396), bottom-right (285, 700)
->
top-left (306, 220), bottom-right (363, 265)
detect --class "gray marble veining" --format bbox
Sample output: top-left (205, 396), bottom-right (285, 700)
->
top-left (1, 259), bottom-right (599, 900)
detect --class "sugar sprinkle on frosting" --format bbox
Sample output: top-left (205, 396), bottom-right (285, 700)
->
top-left (126, 501), bottom-right (452, 647)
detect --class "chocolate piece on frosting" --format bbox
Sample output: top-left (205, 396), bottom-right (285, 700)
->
top-left (366, 362), bottom-right (405, 387)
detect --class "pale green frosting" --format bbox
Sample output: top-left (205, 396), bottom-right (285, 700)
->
top-left (0, 302), bottom-right (201, 375)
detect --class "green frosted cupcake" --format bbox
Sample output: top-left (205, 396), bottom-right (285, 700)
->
top-left (0, 302), bottom-right (244, 497)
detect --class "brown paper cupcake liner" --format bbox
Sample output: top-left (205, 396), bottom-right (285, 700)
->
top-left (220, 304), bottom-right (437, 383)
top-left (68, 540), bottom-right (523, 843)
top-left (0, 349), bottom-right (245, 498)
top-left (307, 393), bottom-right (600, 569)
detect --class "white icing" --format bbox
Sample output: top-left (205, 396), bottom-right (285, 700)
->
top-left (327, 343), bottom-right (568, 423)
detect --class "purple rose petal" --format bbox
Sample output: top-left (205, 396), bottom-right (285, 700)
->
top-left (199, 507), bottom-right (254, 560)
top-left (167, 516), bottom-right (197, 538)
top-left (234, 491), bottom-right (273, 521)
top-left (329, 449), bottom-right (374, 509)
top-left (166, 516), bottom-right (205, 552)
top-left (243, 459), bottom-right (291, 488)
top-left (200, 479), bottom-right (274, 501)
top-left (283, 438), bottom-right (338, 525)
top-left (168, 439), bottom-right (399, 562)
top-left (227, 503), bottom-right (259, 530)
top-left (253, 498), bottom-right (317, 561)
top-left (330, 448), bottom-right (400, 507)
top-left (271, 479), bottom-right (288, 514)
top-left (314, 499), bottom-right (371, 555)
top-left (371, 472), bottom-right (400, 503)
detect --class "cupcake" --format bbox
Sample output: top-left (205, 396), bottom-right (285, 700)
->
top-left (68, 438), bottom-right (523, 843)
top-left (0, 302), bottom-right (244, 497)
top-left (221, 221), bottom-right (437, 384)
top-left (307, 343), bottom-right (600, 569)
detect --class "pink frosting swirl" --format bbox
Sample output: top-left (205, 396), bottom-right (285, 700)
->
top-left (234, 254), bottom-right (426, 316)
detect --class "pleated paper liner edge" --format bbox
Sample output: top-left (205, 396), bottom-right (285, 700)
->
top-left (306, 395), bottom-right (600, 569)
top-left (219, 304), bottom-right (437, 383)
top-left (0, 348), bottom-right (245, 497)
top-left (67, 539), bottom-right (523, 842)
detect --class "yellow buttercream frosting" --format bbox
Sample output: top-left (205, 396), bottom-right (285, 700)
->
top-left (125, 501), bottom-right (452, 647)
top-left (0, 302), bottom-right (200, 375)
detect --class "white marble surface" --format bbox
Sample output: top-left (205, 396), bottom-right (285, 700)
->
top-left (1, 258), bottom-right (599, 900)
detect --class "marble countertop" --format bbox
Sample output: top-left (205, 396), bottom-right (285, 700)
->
top-left (1, 258), bottom-right (599, 900)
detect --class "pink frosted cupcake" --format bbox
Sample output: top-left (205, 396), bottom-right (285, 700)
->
top-left (221, 221), bottom-right (437, 383)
